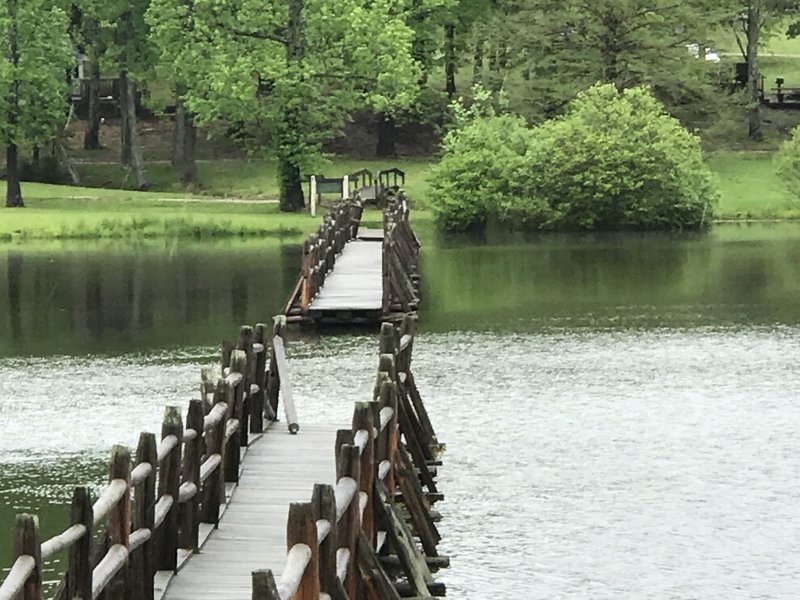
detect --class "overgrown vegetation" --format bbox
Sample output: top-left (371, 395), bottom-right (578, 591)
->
top-left (430, 85), bottom-right (718, 232)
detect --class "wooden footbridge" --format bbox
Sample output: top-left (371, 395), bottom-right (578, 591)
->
top-left (283, 193), bottom-right (421, 326)
top-left (0, 316), bottom-right (446, 600)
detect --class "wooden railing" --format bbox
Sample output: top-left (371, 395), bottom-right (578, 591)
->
top-left (382, 192), bottom-right (421, 317)
top-left (251, 316), bottom-right (446, 600)
top-left (283, 200), bottom-right (364, 321)
top-left (0, 316), bottom-right (296, 600)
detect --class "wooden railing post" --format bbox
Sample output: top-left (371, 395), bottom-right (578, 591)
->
top-left (230, 348), bottom-right (249, 448)
top-left (131, 433), bottom-right (156, 600)
top-left (286, 503), bottom-right (319, 600)
top-left (12, 514), bottom-right (41, 600)
top-left (352, 403), bottom-right (376, 545)
top-left (335, 436), bottom-right (360, 599)
top-left (105, 445), bottom-right (131, 600)
top-left (252, 323), bottom-right (270, 429)
top-left (266, 316), bottom-right (285, 418)
top-left (201, 381), bottom-right (227, 526)
top-left (311, 484), bottom-right (339, 597)
top-left (156, 407), bottom-right (183, 572)
top-left (65, 486), bottom-right (92, 600)
top-left (180, 401), bottom-right (203, 552)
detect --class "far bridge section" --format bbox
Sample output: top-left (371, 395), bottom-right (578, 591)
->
top-left (283, 193), bottom-right (421, 326)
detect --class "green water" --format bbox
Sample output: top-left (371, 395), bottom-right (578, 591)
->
top-left (1, 224), bottom-right (800, 597)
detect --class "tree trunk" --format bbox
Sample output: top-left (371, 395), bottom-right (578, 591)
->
top-left (172, 94), bottom-right (184, 168)
top-left (119, 72), bottom-right (132, 166)
top-left (84, 55), bottom-right (102, 150)
top-left (6, 143), bottom-right (23, 207)
top-left (472, 35), bottom-right (483, 86)
top-left (278, 0), bottom-right (306, 211)
top-left (278, 156), bottom-right (305, 212)
top-left (444, 24), bottom-right (456, 99)
top-left (181, 110), bottom-right (197, 184)
top-left (6, 0), bottom-right (22, 207)
top-left (376, 112), bottom-right (397, 158)
top-left (122, 72), bottom-right (147, 188)
top-left (747, 4), bottom-right (762, 140)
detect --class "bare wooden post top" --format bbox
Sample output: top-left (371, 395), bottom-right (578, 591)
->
top-left (251, 570), bottom-right (280, 600)
top-left (12, 514), bottom-right (41, 600)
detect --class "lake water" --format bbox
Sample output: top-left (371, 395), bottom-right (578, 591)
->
top-left (1, 225), bottom-right (799, 598)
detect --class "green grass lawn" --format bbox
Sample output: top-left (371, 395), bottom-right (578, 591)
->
top-left (709, 151), bottom-right (800, 220)
top-left (0, 151), bottom-right (797, 241)
top-left (77, 157), bottom-right (434, 203)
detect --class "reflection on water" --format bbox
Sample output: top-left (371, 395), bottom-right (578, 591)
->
top-left (0, 239), bottom-right (300, 356)
top-left (2, 225), bottom-right (800, 597)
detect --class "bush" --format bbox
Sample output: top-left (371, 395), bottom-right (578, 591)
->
top-left (429, 84), bottom-right (718, 232)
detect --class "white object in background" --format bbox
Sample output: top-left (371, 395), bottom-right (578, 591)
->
top-left (310, 175), bottom-right (317, 217)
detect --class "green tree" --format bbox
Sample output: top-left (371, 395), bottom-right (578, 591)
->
top-left (148, 0), bottom-right (420, 211)
top-left (726, 1), bottom-right (800, 139)
top-left (486, 0), bottom-right (727, 119)
top-left (429, 84), bottom-right (718, 231)
top-left (0, 0), bottom-right (71, 207)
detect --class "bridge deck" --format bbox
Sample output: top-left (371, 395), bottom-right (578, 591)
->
top-left (309, 239), bottom-right (383, 312)
top-left (160, 424), bottom-right (340, 600)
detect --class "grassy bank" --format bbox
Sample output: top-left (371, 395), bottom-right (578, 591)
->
top-left (0, 151), bottom-right (797, 241)
top-left (0, 183), bottom-right (318, 241)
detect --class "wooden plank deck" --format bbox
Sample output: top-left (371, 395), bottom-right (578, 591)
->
top-left (309, 239), bottom-right (383, 312)
top-left (160, 424), bottom-right (340, 600)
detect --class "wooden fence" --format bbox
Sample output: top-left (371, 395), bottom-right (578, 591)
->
top-left (0, 315), bottom-right (445, 600)
top-left (251, 317), bottom-right (446, 600)
top-left (382, 193), bottom-right (421, 317)
top-left (0, 316), bottom-right (298, 600)
top-left (284, 201), bottom-right (364, 321)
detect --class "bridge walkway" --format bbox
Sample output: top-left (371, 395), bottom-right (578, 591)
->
top-left (308, 229), bottom-right (384, 315)
top-left (159, 424), bottom-right (340, 600)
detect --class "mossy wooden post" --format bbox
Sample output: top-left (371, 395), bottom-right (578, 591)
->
top-left (335, 436), bottom-right (360, 599)
top-left (352, 402), bottom-right (376, 545)
top-left (106, 445), bottom-right (131, 600)
top-left (157, 406), bottom-right (183, 572)
top-left (180, 401), bottom-right (203, 551)
top-left (12, 514), bottom-right (41, 600)
top-left (230, 349), bottom-right (249, 448)
top-left (251, 569), bottom-right (281, 600)
top-left (286, 502), bottom-right (319, 600)
top-left (131, 433), bottom-right (156, 600)
top-left (66, 486), bottom-right (92, 600)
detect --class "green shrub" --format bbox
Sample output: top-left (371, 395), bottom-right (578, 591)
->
top-left (429, 83), bottom-right (718, 232)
